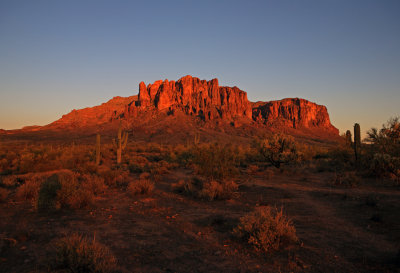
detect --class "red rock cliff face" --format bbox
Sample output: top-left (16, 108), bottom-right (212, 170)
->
top-left (134, 75), bottom-right (253, 120)
top-left (253, 98), bottom-right (338, 133)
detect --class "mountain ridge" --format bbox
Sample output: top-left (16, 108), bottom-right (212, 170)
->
top-left (1, 75), bottom-right (339, 142)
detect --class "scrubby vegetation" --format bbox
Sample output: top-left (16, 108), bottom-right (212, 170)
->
top-left (257, 134), bottom-right (298, 168)
top-left (50, 234), bottom-right (117, 273)
top-left (127, 178), bottom-right (154, 196)
top-left (364, 117), bottom-right (400, 182)
top-left (234, 206), bottom-right (298, 253)
top-left (172, 178), bottom-right (238, 201)
top-left (0, 118), bottom-right (399, 271)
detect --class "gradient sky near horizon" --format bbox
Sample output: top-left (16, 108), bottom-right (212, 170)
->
top-left (1, 0), bottom-right (399, 136)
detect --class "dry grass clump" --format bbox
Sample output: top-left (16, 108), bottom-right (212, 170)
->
top-left (50, 234), bottom-right (117, 273)
top-left (0, 188), bottom-right (9, 203)
top-left (15, 174), bottom-right (48, 203)
top-left (199, 180), bottom-right (238, 201)
top-left (234, 206), bottom-right (298, 253)
top-left (98, 167), bottom-right (130, 188)
top-left (127, 179), bottom-right (154, 196)
top-left (56, 172), bottom-right (107, 209)
top-left (172, 178), bottom-right (238, 201)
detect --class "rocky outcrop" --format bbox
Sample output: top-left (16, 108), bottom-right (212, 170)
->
top-left (133, 75), bottom-right (252, 120)
top-left (253, 98), bottom-right (338, 133)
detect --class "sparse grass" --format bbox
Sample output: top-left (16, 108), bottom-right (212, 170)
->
top-left (332, 171), bottom-right (360, 187)
top-left (127, 179), bottom-right (154, 196)
top-left (50, 234), bottom-right (118, 273)
top-left (234, 206), bottom-right (298, 253)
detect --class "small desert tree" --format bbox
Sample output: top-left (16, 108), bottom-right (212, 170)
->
top-left (258, 134), bottom-right (298, 168)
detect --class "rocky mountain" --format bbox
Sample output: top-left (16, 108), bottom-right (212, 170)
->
top-left (3, 75), bottom-right (339, 142)
top-left (131, 75), bottom-right (252, 121)
top-left (252, 98), bottom-right (338, 134)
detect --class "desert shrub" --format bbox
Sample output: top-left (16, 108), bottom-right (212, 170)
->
top-left (128, 163), bottom-right (150, 174)
top-left (234, 206), bottom-right (298, 253)
top-left (332, 171), bottom-right (361, 187)
top-left (171, 179), bottom-right (198, 196)
top-left (146, 154), bottom-right (163, 162)
top-left (127, 179), bottom-right (154, 196)
top-left (246, 164), bottom-right (260, 174)
top-left (15, 175), bottom-right (46, 202)
top-left (314, 144), bottom-right (353, 172)
top-left (0, 188), bottom-right (9, 203)
top-left (1, 175), bottom-right (22, 188)
top-left (99, 168), bottom-right (130, 188)
top-left (172, 177), bottom-right (238, 201)
top-left (80, 174), bottom-right (107, 195)
top-left (51, 234), bottom-right (117, 273)
top-left (199, 180), bottom-right (238, 201)
top-left (78, 162), bottom-right (98, 174)
top-left (57, 172), bottom-right (95, 209)
top-left (365, 117), bottom-right (400, 154)
top-left (175, 149), bottom-right (194, 167)
top-left (257, 134), bottom-right (298, 168)
top-left (369, 153), bottom-right (400, 182)
top-left (98, 168), bottom-right (120, 186)
top-left (364, 117), bottom-right (400, 182)
top-left (191, 143), bottom-right (240, 179)
top-left (37, 174), bottom-right (62, 212)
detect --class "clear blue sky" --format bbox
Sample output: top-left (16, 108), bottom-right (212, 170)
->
top-left (1, 0), bottom-right (399, 136)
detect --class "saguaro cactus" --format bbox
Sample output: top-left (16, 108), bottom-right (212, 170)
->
top-left (95, 133), bottom-right (101, 165)
top-left (113, 121), bottom-right (128, 164)
top-left (354, 123), bottom-right (361, 163)
top-left (345, 130), bottom-right (352, 146)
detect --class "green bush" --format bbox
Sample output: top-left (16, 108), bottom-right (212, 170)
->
top-left (234, 206), bottom-right (298, 253)
top-left (51, 234), bottom-right (117, 273)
